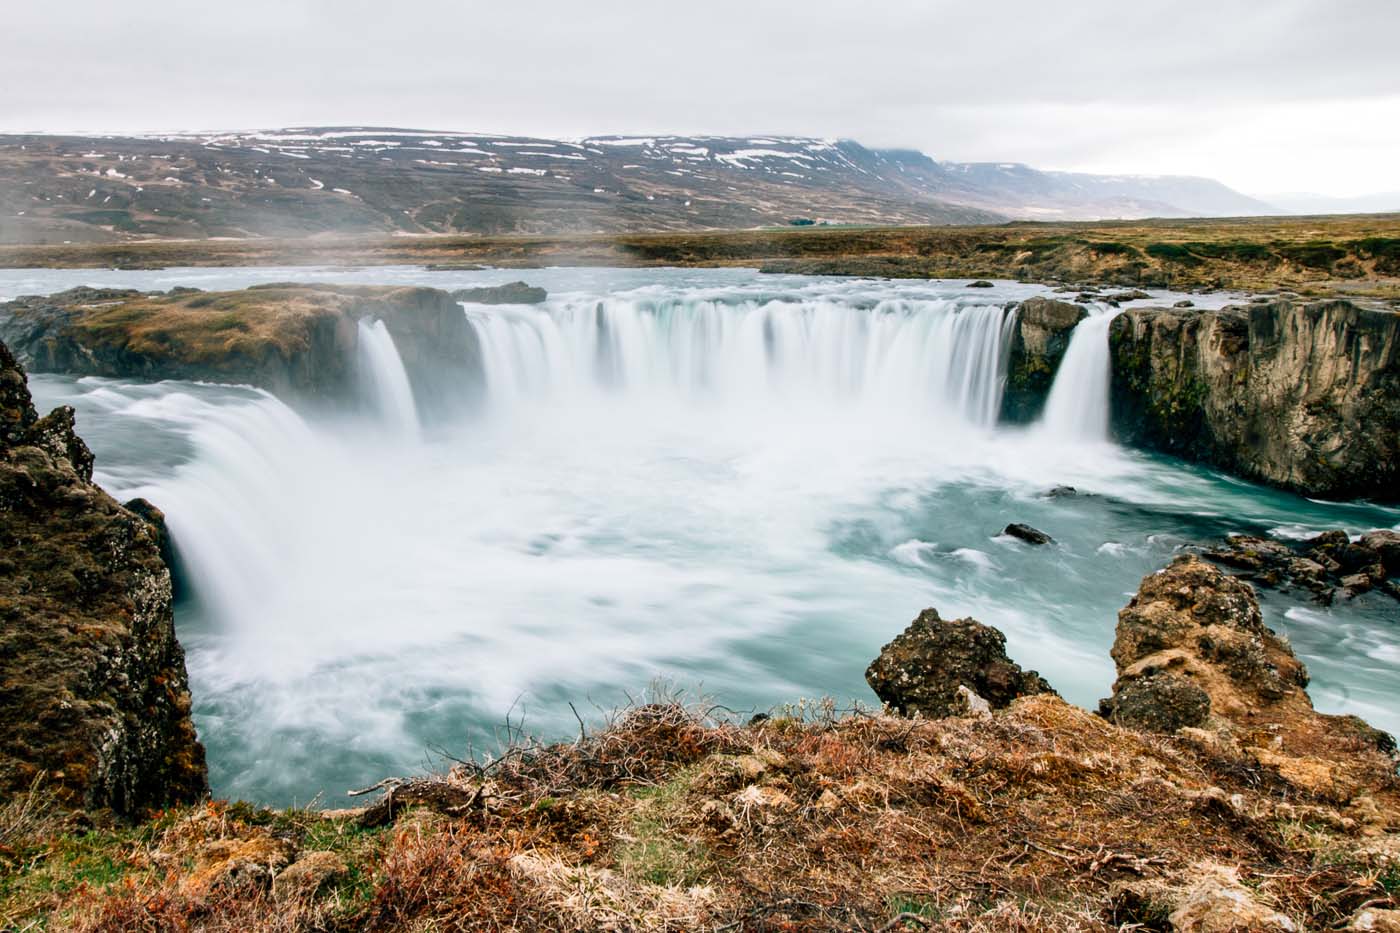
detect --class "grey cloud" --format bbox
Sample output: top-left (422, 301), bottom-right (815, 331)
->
top-left (2, 0), bottom-right (1397, 195)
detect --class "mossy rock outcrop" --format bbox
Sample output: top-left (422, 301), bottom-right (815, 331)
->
top-left (999, 297), bottom-right (1088, 423)
top-left (0, 340), bottom-right (207, 816)
top-left (1109, 299), bottom-right (1400, 501)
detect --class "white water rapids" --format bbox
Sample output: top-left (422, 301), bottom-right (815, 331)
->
top-left (13, 266), bottom-right (1399, 805)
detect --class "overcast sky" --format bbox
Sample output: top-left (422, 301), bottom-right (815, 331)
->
top-left (3, 0), bottom-right (1397, 197)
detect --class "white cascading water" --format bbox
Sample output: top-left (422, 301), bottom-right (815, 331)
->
top-left (1039, 311), bottom-right (1120, 441)
top-left (465, 297), bottom-right (1015, 424)
top-left (356, 319), bottom-right (419, 435)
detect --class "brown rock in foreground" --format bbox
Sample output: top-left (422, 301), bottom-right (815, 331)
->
top-left (865, 607), bottom-right (1054, 717)
top-left (0, 339), bottom-right (207, 816)
top-left (1102, 554), bottom-right (1395, 800)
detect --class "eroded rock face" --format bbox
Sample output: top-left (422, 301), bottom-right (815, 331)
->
top-left (1101, 554), bottom-right (1396, 801)
top-left (1109, 299), bottom-right (1400, 501)
top-left (0, 284), bottom-right (482, 415)
top-left (0, 340), bottom-right (207, 816)
top-left (1000, 297), bottom-right (1089, 423)
top-left (1103, 555), bottom-right (1308, 729)
top-left (866, 608), bottom-right (1054, 717)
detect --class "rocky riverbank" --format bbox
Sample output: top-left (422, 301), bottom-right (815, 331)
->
top-left (0, 341), bottom-right (206, 818)
top-left (1108, 297), bottom-right (1400, 501)
top-left (4, 521), bottom-right (1398, 930)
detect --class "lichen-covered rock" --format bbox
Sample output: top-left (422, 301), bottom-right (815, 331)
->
top-left (1100, 673), bottom-right (1210, 732)
top-left (1104, 555), bottom-right (1308, 721)
top-left (0, 339), bottom-right (207, 816)
top-left (1109, 299), bottom-right (1400, 501)
top-left (1000, 297), bottom-right (1089, 423)
top-left (866, 608), bottom-right (1055, 718)
top-left (0, 283), bottom-right (482, 416)
top-left (1102, 554), bottom-right (1398, 799)
top-left (1349, 908), bottom-right (1400, 932)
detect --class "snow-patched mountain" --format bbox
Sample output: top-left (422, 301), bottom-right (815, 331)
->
top-left (0, 128), bottom-right (1275, 243)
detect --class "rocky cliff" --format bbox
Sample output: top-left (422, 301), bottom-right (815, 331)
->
top-left (999, 297), bottom-right (1087, 423)
top-left (0, 339), bottom-right (207, 816)
top-left (1109, 299), bottom-right (1400, 501)
top-left (0, 284), bottom-right (482, 415)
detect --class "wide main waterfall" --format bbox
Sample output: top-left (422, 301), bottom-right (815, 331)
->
top-left (465, 297), bottom-right (1017, 425)
top-left (16, 265), bottom-right (1400, 805)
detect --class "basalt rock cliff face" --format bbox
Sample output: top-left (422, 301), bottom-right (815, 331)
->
top-left (0, 339), bottom-right (207, 816)
top-left (1109, 299), bottom-right (1400, 501)
top-left (0, 284), bottom-right (482, 415)
top-left (999, 297), bottom-right (1088, 423)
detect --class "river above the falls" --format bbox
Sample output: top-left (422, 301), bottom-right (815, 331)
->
top-left (10, 265), bottom-right (1399, 806)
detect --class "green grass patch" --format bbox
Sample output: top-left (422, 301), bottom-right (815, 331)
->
top-left (617, 765), bottom-right (713, 887)
top-left (1145, 242), bottom-right (1201, 264)
top-left (1083, 241), bottom-right (1141, 257)
top-left (1276, 241), bottom-right (1347, 269)
top-left (1182, 240), bottom-right (1274, 262)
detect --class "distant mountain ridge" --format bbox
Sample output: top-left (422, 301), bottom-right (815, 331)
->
top-left (0, 127), bottom-right (1277, 244)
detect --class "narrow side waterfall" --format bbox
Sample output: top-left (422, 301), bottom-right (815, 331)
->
top-left (462, 297), bottom-right (1017, 426)
top-left (1040, 311), bottom-right (1120, 441)
top-left (356, 319), bottom-right (419, 435)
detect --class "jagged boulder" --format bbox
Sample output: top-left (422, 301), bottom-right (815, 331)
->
top-left (1109, 299), bottom-right (1400, 501)
top-left (1103, 555), bottom-right (1309, 727)
top-left (866, 608), bottom-right (1054, 717)
top-left (1203, 528), bottom-right (1400, 603)
top-left (1000, 297), bottom-right (1089, 423)
top-left (0, 340), bottom-right (207, 816)
top-left (1101, 554), bottom-right (1396, 799)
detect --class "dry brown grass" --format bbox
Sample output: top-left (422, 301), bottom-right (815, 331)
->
top-left (7, 694), bottom-right (1396, 931)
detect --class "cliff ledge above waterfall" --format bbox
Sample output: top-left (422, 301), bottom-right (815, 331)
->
top-left (1109, 297), bottom-right (1399, 501)
top-left (0, 283), bottom-right (480, 408)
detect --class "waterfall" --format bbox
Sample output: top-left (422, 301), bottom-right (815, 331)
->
top-left (1040, 311), bottom-right (1120, 441)
top-left (461, 297), bottom-right (1017, 426)
top-left (356, 319), bottom-right (419, 435)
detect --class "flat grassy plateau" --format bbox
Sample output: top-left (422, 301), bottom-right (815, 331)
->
top-left (2, 214), bottom-right (1398, 301)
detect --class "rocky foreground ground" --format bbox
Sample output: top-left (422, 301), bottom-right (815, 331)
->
top-left (3, 550), bottom-right (1399, 931)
